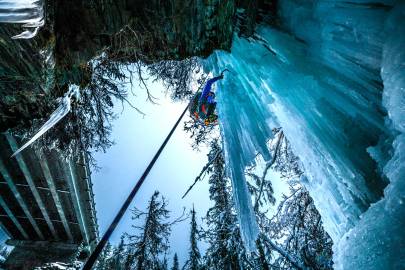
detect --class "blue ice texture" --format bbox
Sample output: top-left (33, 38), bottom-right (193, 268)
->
top-left (204, 1), bottom-right (405, 268)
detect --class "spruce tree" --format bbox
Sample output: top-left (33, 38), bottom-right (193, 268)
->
top-left (158, 255), bottom-right (169, 270)
top-left (267, 185), bottom-right (333, 270)
top-left (202, 140), bottom-right (246, 269)
top-left (171, 253), bottom-right (179, 270)
top-left (126, 191), bottom-right (171, 270)
top-left (256, 239), bottom-right (270, 270)
top-left (109, 237), bottom-right (126, 270)
top-left (256, 128), bottom-right (333, 269)
top-left (95, 242), bottom-right (112, 270)
top-left (123, 246), bottom-right (135, 270)
top-left (184, 208), bottom-right (201, 270)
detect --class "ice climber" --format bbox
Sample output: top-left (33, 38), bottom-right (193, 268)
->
top-left (190, 71), bottom-right (225, 126)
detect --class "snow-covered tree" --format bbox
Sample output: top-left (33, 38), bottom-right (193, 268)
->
top-left (183, 208), bottom-right (202, 270)
top-left (266, 184), bottom-right (333, 270)
top-left (106, 237), bottom-right (126, 270)
top-left (123, 245), bottom-right (136, 270)
top-left (0, 243), bottom-right (8, 264)
top-left (254, 239), bottom-right (270, 270)
top-left (125, 191), bottom-right (171, 270)
top-left (201, 140), bottom-right (247, 270)
top-left (0, 244), bottom-right (9, 270)
top-left (94, 242), bottom-right (113, 270)
top-left (158, 255), bottom-right (169, 270)
top-left (246, 128), bottom-right (303, 211)
top-left (252, 128), bottom-right (333, 270)
top-left (270, 128), bottom-right (303, 180)
top-left (171, 253), bottom-right (179, 270)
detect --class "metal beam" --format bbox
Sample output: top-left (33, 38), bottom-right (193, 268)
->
top-left (37, 152), bottom-right (74, 242)
top-left (0, 214), bottom-right (79, 226)
top-left (6, 134), bottom-right (58, 240)
top-left (80, 153), bottom-right (99, 242)
top-left (63, 160), bottom-right (90, 245)
top-left (6, 239), bottom-right (78, 251)
top-left (0, 158), bottom-right (44, 240)
top-left (0, 196), bottom-right (28, 239)
top-left (0, 182), bottom-right (70, 194)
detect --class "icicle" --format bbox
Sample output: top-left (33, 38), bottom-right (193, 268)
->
top-left (202, 59), bottom-right (276, 251)
top-left (11, 85), bottom-right (80, 157)
top-left (0, 0), bottom-right (44, 39)
top-left (11, 19), bottom-right (44, 39)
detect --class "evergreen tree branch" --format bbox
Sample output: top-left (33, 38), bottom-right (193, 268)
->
top-left (181, 149), bottom-right (223, 199)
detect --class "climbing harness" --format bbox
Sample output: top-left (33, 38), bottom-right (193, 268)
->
top-left (189, 92), bottom-right (218, 126)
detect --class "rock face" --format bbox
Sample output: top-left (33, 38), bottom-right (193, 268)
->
top-left (52, 0), bottom-right (235, 77)
top-left (0, 0), bottom-right (235, 132)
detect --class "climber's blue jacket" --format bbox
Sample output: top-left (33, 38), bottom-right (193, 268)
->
top-left (199, 75), bottom-right (223, 104)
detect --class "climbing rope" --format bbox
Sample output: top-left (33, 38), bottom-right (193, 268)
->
top-left (82, 105), bottom-right (189, 270)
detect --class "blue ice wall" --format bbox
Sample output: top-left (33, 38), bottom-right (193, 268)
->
top-left (204, 0), bottom-right (405, 267)
top-left (335, 4), bottom-right (405, 268)
top-left (205, 43), bottom-right (278, 250)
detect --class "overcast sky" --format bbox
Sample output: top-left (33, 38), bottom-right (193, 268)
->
top-left (0, 71), bottom-right (291, 267)
top-left (91, 78), bottom-right (212, 266)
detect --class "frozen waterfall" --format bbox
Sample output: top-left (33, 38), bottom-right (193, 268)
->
top-left (204, 0), bottom-right (405, 268)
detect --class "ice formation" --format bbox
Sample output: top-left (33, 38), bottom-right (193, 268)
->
top-left (335, 4), bottom-right (405, 268)
top-left (12, 85), bottom-right (80, 157)
top-left (0, 0), bottom-right (44, 39)
top-left (205, 0), bottom-right (405, 267)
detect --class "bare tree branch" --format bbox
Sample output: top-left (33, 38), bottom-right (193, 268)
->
top-left (254, 130), bottom-right (284, 210)
top-left (261, 234), bottom-right (308, 270)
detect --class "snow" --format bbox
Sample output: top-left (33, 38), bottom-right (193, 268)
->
top-left (0, 0), bottom-right (44, 39)
top-left (34, 261), bottom-right (82, 270)
top-left (204, 0), bottom-right (405, 268)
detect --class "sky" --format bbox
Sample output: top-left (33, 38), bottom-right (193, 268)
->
top-left (0, 69), bottom-right (291, 267)
top-left (91, 77), bottom-right (212, 266)
top-left (0, 70), bottom-right (290, 266)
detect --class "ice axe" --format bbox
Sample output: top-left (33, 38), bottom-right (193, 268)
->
top-left (221, 69), bottom-right (230, 76)
top-left (220, 68), bottom-right (237, 77)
